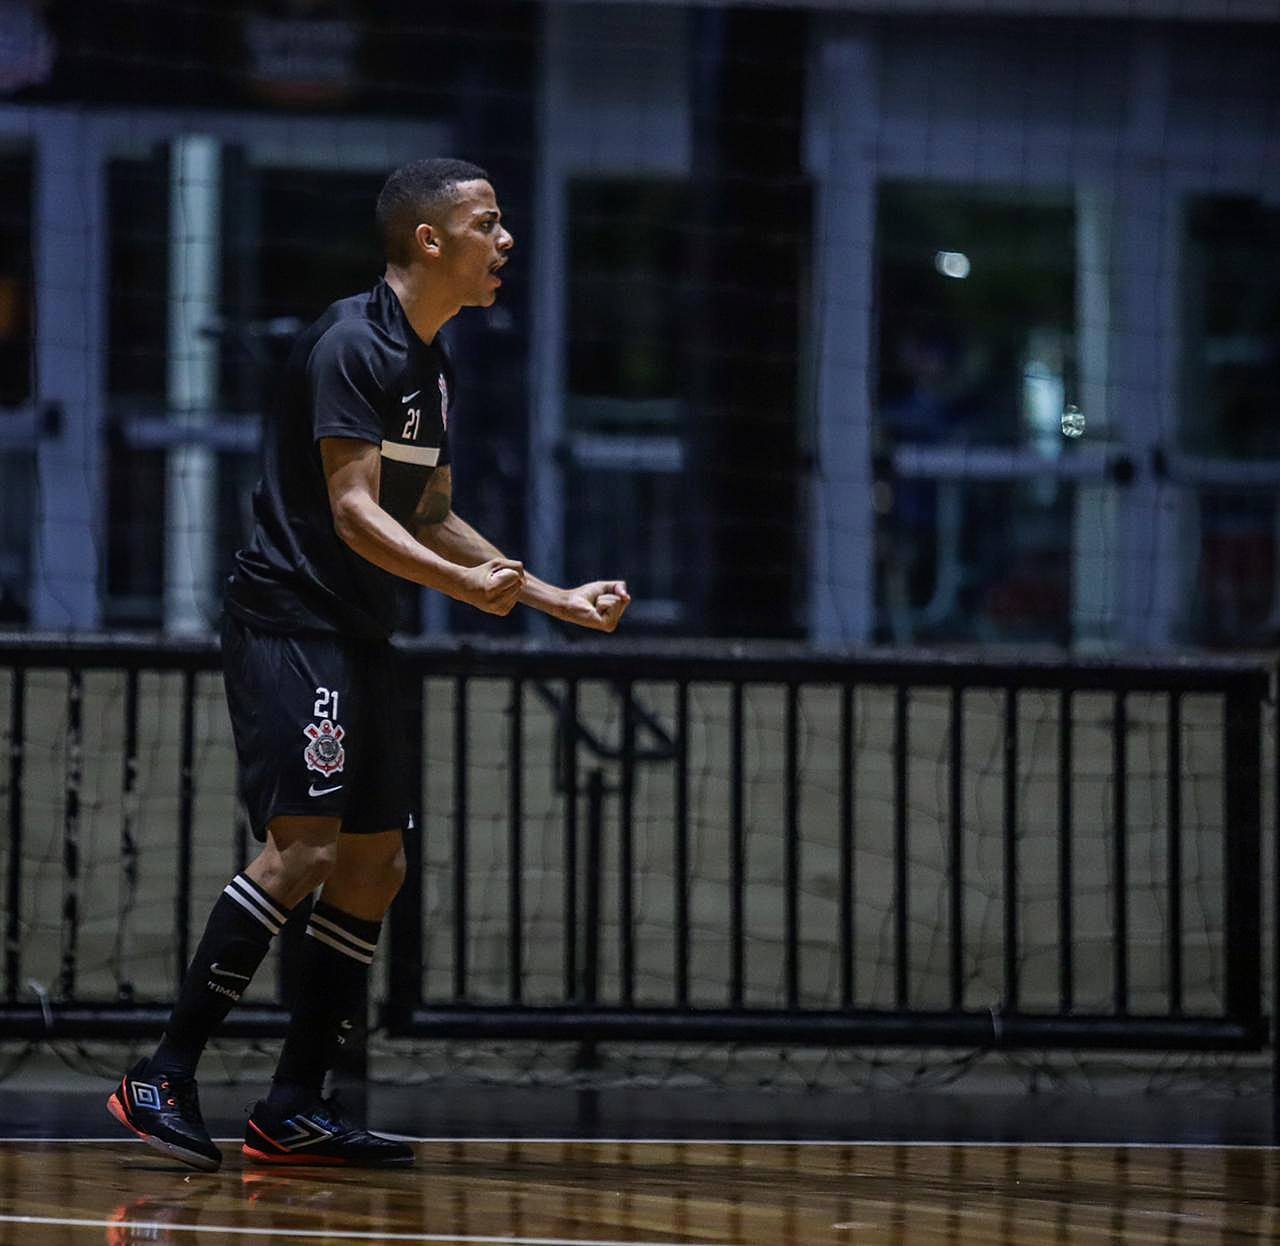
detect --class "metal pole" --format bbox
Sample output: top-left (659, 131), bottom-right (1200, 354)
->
top-left (165, 135), bottom-right (221, 635)
top-left (4, 669), bottom-right (23, 1001)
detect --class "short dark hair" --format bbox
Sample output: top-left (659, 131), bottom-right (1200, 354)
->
top-left (375, 158), bottom-right (489, 265)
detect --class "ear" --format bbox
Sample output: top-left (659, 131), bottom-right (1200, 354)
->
top-left (414, 222), bottom-right (440, 258)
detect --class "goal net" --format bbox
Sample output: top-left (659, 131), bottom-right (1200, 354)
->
top-left (0, 0), bottom-right (1277, 1094)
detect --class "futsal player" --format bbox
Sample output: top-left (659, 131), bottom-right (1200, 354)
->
top-left (107, 159), bottom-right (630, 1171)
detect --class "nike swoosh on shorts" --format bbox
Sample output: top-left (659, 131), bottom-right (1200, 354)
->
top-left (308, 783), bottom-right (344, 797)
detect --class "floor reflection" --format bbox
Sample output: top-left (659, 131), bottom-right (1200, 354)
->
top-left (2, 1139), bottom-right (1277, 1245)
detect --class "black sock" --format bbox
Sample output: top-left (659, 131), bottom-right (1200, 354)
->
top-left (267, 899), bottom-right (380, 1111)
top-left (150, 872), bottom-right (290, 1079)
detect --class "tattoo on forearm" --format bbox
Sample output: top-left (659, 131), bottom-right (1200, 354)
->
top-left (412, 466), bottom-right (452, 534)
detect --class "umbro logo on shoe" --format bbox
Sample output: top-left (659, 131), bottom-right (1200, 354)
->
top-left (107, 1060), bottom-right (222, 1172)
top-left (243, 1099), bottom-right (414, 1167)
top-left (256, 1114), bottom-right (336, 1152)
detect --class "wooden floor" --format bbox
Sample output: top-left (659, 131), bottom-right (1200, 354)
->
top-left (1, 1138), bottom-right (1279, 1245)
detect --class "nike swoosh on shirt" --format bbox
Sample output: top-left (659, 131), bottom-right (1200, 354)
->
top-left (401, 390), bottom-right (420, 403)
top-left (210, 964), bottom-right (252, 982)
top-left (308, 783), bottom-right (344, 797)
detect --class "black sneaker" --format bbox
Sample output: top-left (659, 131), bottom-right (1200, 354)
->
top-left (243, 1095), bottom-right (414, 1167)
top-left (107, 1059), bottom-right (222, 1172)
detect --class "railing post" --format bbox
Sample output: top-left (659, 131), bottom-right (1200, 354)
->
top-left (452, 675), bottom-right (470, 1001)
top-left (61, 669), bottom-right (83, 1003)
top-left (729, 681), bottom-right (745, 1008)
top-left (561, 679), bottom-right (579, 1001)
top-left (115, 666), bottom-right (140, 999)
top-left (5, 666), bottom-right (23, 1003)
top-left (674, 680), bottom-right (690, 1009)
top-left (1273, 666), bottom-right (1280, 1130)
top-left (577, 767), bottom-right (606, 1071)
top-left (582, 767), bottom-right (605, 1007)
top-left (508, 677), bottom-right (524, 1004)
top-left (175, 667), bottom-right (196, 985)
top-left (1223, 683), bottom-right (1262, 1032)
top-left (385, 667), bottom-right (425, 1030)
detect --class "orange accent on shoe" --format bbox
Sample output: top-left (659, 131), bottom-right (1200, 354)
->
top-left (107, 1092), bottom-right (146, 1141)
top-left (246, 1118), bottom-right (286, 1151)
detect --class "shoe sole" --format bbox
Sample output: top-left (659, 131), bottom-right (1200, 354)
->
top-left (106, 1092), bottom-right (221, 1173)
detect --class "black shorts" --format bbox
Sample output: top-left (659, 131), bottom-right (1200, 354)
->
top-left (221, 613), bottom-right (415, 841)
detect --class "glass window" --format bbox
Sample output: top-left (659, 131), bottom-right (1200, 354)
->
top-left (565, 179), bottom-right (692, 627)
top-left (217, 160), bottom-right (385, 615)
top-left (0, 145), bottom-right (33, 623)
top-left (873, 181), bottom-right (1081, 644)
top-left (568, 178), bottom-right (689, 410)
top-left (104, 145), bottom-right (385, 627)
top-left (876, 181), bottom-right (1078, 451)
top-left (1180, 197), bottom-right (1280, 457)
top-left (1179, 196), bottom-right (1280, 647)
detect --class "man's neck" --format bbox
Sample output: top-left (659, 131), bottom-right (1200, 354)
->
top-left (384, 266), bottom-right (459, 346)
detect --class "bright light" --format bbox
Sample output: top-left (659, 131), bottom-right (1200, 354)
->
top-left (934, 250), bottom-right (971, 279)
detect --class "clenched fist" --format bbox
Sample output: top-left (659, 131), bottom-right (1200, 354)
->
top-left (559, 580), bottom-right (631, 632)
top-left (455, 557), bottom-right (526, 616)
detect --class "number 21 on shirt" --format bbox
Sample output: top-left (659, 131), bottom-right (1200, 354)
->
top-left (401, 407), bottom-right (421, 440)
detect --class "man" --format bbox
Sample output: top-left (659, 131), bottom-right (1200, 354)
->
top-left (107, 158), bottom-right (630, 1172)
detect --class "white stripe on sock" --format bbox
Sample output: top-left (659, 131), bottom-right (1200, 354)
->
top-left (230, 875), bottom-right (287, 925)
top-left (309, 911), bottom-right (378, 954)
top-left (223, 884), bottom-right (282, 935)
top-left (306, 925), bottom-right (374, 965)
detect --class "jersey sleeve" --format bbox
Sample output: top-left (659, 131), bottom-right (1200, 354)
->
top-left (437, 338), bottom-right (456, 467)
top-left (306, 321), bottom-right (386, 446)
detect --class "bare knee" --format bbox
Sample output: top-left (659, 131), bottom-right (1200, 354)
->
top-left (323, 835), bottom-right (408, 918)
top-left (347, 840), bottom-right (407, 904)
top-left (378, 842), bottom-right (408, 900)
top-left (251, 837), bottom-right (340, 909)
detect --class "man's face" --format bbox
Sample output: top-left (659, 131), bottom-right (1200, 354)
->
top-left (433, 179), bottom-right (514, 307)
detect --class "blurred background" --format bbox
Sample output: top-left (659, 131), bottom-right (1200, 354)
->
top-left (0, 0), bottom-right (1279, 1119)
top-left (1, 0), bottom-right (1277, 652)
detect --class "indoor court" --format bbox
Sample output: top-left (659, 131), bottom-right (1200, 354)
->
top-left (4, 1076), bottom-right (1280, 1242)
top-left (4, 0), bottom-right (1280, 1243)
top-left (1, 1143), bottom-right (1278, 1246)
top-left (4, 1088), bottom-right (1280, 1244)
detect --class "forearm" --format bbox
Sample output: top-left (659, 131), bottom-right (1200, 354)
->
top-left (417, 511), bottom-right (568, 617)
top-left (335, 495), bottom-right (472, 598)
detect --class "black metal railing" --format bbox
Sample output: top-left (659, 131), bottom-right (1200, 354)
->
top-left (0, 634), bottom-right (1271, 1075)
top-left (381, 641), bottom-right (1270, 1055)
top-left (0, 638), bottom-right (290, 1037)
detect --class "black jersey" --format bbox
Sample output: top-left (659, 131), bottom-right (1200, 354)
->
top-left (225, 278), bottom-right (453, 639)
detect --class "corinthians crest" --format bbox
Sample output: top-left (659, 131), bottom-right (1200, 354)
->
top-left (303, 718), bottom-right (345, 777)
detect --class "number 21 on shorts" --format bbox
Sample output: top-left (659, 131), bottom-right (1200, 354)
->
top-left (313, 686), bottom-right (340, 720)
